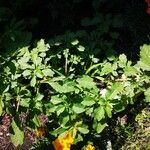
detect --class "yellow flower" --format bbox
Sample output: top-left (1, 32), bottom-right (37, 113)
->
top-left (63, 131), bottom-right (74, 145)
top-left (85, 144), bottom-right (95, 150)
top-left (52, 138), bottom-right (66, 150)
top-left (52, 131), bottom-right (74, 150)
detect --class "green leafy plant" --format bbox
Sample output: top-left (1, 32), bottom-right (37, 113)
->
top-left (0, 39), bottom-right (150, 148)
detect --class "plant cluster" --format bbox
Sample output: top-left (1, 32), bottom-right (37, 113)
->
top-left (0, 39), bottom-right (150, 149)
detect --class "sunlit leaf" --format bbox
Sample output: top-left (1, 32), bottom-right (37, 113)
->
top-left (10, 120), bottom-right (24, 147)
top-left (94, 106), bottom-right (105, 121)
top-left (42, 68), bottom-right (54, 77)
top-left (72, 104), bottom-right (85, 114)
top-left (81, 96), bottom-right (95, 106)
top-left (0, 95), bottom-right (4, 115)
top-left (77, 45), bottom-right (85, 51)
top-left (78, 126), bottom-right (89, 134)
top-left (138, 44), bottom-right (150, 71)
top-left (144, 87), bottom-right (150, 102)
top-left (96, 122), bottom-right (107, 133)
top-left (71, 39), bottom-right (79, 45)
top-left (77, 75), bottom-right (96, 89)
top-left (30, 76), bottom-right (36, 87)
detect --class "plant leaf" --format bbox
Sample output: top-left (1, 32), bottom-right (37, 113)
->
top-left (30, 76), bottom-right (36, 87)
top-left (105, 104), bottom-right (112, 118)
top-left (96, 122), bottom-right (107, 133)
top-left (72, 104), bottom-right (85, 114)
top-left (94, 106), bottom-right (105, 121)
top-left (144, 87), bottom-right (150, 102)
top-left (78, 126), bottom-right (89, 134)
top-left (71, 39), bottom-right (79, 45)
top-left (51, 96), bottom-right (63, 104)
top-left (42, 68), bottom-right (54, 77)
top-left (56, 105), bottom-right (65, 116)
top-left (77, 45), bottom-right (85, 51)
top-left (81, 96), bottom-right (95, 106)
top-left (106, 82), bottom-right (123, 100)
top-left (10, 120), bottom-right (24, 147)
top-left (138, 44), bottom-right (150, 71)
top-left (77, 75), bottom-right (96, 89)
top-left (0, 95), bottom-right (3, 115)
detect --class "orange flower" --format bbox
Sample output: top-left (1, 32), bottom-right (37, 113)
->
top-left (145, 0), bottom-right (150, 6)
top-left (52, 138), bottom-right (67, 150)
top-left (36, 127), bottom-right (46, 138)
top-left (145, 0), bottom-right (150, 15)
top-left (146, 7), bottom-right (150, 15)
top-left (85, 144), bottom-right (95, 150)
top-left (52, 131), bottom-right (74, 150)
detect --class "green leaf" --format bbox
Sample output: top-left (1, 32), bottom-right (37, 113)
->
top-left (78, 126), bottom-right (89, 134)
top-left (94, 106), bottom-right (105, 121)
top-left (144, 87), bottom-right (150, 102)
top-left (42, 68), bottom-right (54, 77)
top-left (37, 39), bottom-right (50, 52)
top-left (48, 82), bottom-right (62, 92)
top-left (100, 62), bottom-right (114, 75)
top-left (20, 98), bottom-right (30, 107)
top-left (48, 105), bottom-right (58, 113)
top-left (51, 76), bottom-right (66, 82)
top-left (30, 76), bottom-right (36, 87)
top-left (105, 104), bottom-right (112, 118)
top-left (96, 122), bottom-right (107, 133)
top-left (32, 115), bottom-right (40, 127)
top-left (35, 102), bottom-right (42, 110)
top-left (0, 95), bottom-right (4, 115)
top-left (119, 54), bottom-right (127, 67)
top-left (18, 57), bottom-right (30, 69)
top-left (63, 49), bottom-right (69, 58)
top-left (10, 120), bottom-right (24, 147)
top-left (77, 75), bottom-right (96, 89)
top-left (72, 104), bottom-right (85, 114)
top-left (31, 49), bottom-right (38, 63)
top-left (77, 45), bottom-right (85, 51)
top-left (51, 127), bottom-right (67, 137)
top-left (35, 93), bottom-right (44, 101)
top-left (74, 134), bottom-right (83, 143)
top-left (138, 44), bottom-right (150, 71)
top-left (60, 81), bottom-right (76, 93)
top-left (86, 63), bottom-right (101, 74)
top-left (71, 39), bottom-right (79, 45)
top-left (59, 116), bottom-right (69, 127)
top-left (49, 81), bottom-right (76, 93)
top-left (54, 42), bottom-right (61, 46)
top-left (18, 56), bottom-right (30, 65)
top-left (51, 96), bottom-right (63, 104)
top-left (35, 57), bottom-right (42, 66)
top-left (124, 64), bottom-right (137, 76)
top-left (39, 52), bottom-right (46, 57)
top-left (35, 69), bottom-right (43, 78)
top-left (56, 105), bottom-right (65, 116)
top-left (85, 107), bottom-right (94, 115)
top-left (22, 70), bottom-right (31, 77)
top-left (106, 82), bottom-right (123, 100)
top-left (81, 96), bottom-right (95, 106)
